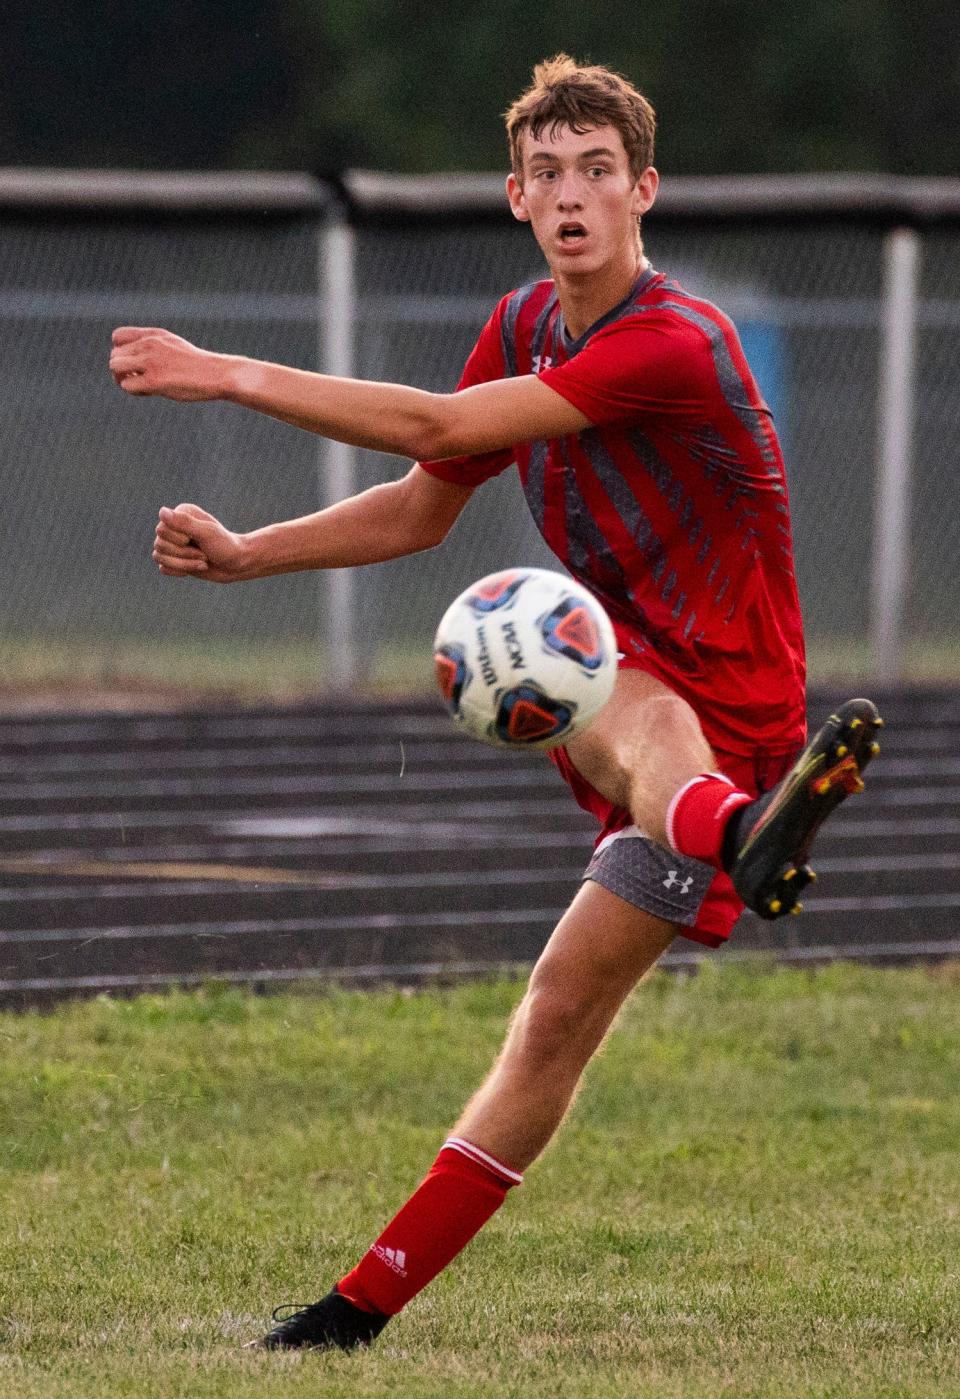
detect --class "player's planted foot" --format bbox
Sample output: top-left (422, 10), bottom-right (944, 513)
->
top-left (725, 698), bottom-right (883, 919)
top-left (252, 1287), bottom-right (390, 1351)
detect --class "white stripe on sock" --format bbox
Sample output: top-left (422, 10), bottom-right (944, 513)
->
top-left (443, 1136), bottom-right (524, 1186)
top-left (716, 790), bottom-right (754, 829)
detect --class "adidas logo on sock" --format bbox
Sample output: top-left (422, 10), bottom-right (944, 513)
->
top-left (372, 1244), bottom-right (408, 1276)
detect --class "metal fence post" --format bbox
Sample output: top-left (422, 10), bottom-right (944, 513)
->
top-left (871, 226), bottom-right (920, 684)
top-left (319, 205), bottom-right (360, 690)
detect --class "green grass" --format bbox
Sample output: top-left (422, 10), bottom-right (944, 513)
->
top-left (2, 964), bottom-right (960, 1396)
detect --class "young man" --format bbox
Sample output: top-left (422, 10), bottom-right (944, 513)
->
top-left (109, 55), bottom-right (882, 1350)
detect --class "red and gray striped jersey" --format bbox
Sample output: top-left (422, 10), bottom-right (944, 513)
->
top-left (421, 266), bottom-right (806, 757)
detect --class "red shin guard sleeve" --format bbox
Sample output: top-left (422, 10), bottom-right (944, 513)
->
top-left (337, 1137), bottom-right (522, 1316)
top-left (666, 772), bottom-right (753, 868)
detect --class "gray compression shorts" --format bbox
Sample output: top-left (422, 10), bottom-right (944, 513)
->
top-left (584, 826), bottom-right (723, 934)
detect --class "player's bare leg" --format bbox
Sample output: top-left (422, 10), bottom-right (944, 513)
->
top-left (454, 881), bottom-right (674, 1167)
top-left (256, 884), bottom-right (675, 1350)
top-left (564, 667), bottom-right (716, 849)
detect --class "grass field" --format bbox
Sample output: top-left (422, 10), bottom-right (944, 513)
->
top-left (2, 963), bottom-right (959, 1397)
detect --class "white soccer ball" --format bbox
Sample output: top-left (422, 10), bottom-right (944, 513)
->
top-left (433, 567), bottom-right (617, 750)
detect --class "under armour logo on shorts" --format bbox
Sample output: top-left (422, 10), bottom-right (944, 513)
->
top-left (663, 870), bottom-right (694, 894)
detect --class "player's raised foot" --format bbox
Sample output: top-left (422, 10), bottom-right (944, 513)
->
top-left (726, 698), bottom-right (884, 920)
top-left (249, 1287), bottom-right (390, 1351)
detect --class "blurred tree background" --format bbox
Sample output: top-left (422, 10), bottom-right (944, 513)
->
top-left (2, 0), bottom-right (958, 175)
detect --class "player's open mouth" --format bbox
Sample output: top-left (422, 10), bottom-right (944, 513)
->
top-left (558, 224), bottom-right (588, 245)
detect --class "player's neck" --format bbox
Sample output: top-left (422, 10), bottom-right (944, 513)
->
top-left (554, 248), bottom-right (648, 341)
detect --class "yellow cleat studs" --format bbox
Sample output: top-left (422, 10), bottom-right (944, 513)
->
top-left (874, 717), bottom-right (885, 728)
top-left (790, 903), bottom-right (803, 915)
top-left (850, 718), bottom-right (863, 731)
top-left (835, 744), bottom-right (849, 758)
top-left (783, 867), bottom-right (797, 881)
top-left (768, 898), bottom-right (782, 914)
top-left (870, 742), bottom-right (881, 756)
top-left (853, 776), bottom-right (865, 793)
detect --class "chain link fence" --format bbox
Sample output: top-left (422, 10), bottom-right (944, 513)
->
top-left (915, 229), bottom-right (960, 656)
top-left (0, 172), bottom-right (957, 697)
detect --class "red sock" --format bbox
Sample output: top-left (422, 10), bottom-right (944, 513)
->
top-left (666, 771), bottom-right (754, 868)
top-left (336, 1137), bottom-right (523, 1316)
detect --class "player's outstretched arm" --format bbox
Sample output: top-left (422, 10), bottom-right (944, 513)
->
top-left (152, 466), bottom-right (475, 583)
top-left (110, 327), bottom-right (590, 459)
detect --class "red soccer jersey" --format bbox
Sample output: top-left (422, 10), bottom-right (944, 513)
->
top-left (421, 266), bottom-right (806, 757)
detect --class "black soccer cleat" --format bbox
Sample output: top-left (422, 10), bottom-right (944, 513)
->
top-left (728, 697), bottom-right (883, 920)
top-left (250, 1287), bottom-right (390, 1351)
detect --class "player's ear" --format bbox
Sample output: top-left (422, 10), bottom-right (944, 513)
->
top-left (506, 173), bottom-right (530, 223)
top-left (631, 166), bottom-right (659, 219)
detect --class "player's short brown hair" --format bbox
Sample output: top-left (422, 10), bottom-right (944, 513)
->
top-left (505, 54), bottom-right (656, 182)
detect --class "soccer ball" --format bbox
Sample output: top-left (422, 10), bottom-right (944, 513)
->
top-left (433, 567), bottom-right (617, 750)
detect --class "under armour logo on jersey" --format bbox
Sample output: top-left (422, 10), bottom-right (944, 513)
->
top-left (663, 871), bottom-right (694, 894)
top-left (533, 353), bottom-right (554, 373)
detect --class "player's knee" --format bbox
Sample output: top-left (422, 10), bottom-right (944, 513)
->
top-left (636, 691), bottom-right (702, 754)
top-left (574, 689), bottom-right (704, 801)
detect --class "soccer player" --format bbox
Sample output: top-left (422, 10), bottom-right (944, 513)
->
top-left (109, 55), bottom-right (882, 1351)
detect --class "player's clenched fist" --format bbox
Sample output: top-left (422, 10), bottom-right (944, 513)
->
top-left (153, 503), bottom-right (249, 583)
top-left (110, 327), bottom-right (234, 401)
